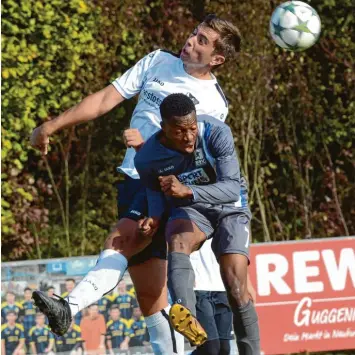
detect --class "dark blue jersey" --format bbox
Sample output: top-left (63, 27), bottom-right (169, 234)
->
top-left (111, 293), bottom-right (137, 320)
top-left (134, 115), bottom-right (250, 217)
top-left (56, 324), bottom-right (83, 352)
top-left (106, 319), bottom-right (131, 349)
top-left (1, 323), bottom-right (25, 355)
top-left (98, 295), bottom-right (112, 321)
top-left (29, 326), bottom-right (54, 353)
top-left (20, 300), bottom-right (36, 333)
top-left (1, 302), bottom-right (23, 322)
top-left (127, 317), bottom-right (149, 347)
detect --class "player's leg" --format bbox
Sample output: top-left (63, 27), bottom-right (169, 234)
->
top-left (166, 207), bottom-right (213, 346)
top-left (32, 179), bottom-right (150, 335)
top-left (191, 291), bottom-right (221, 355)
top-left (213, 214), bottom-right (260, 355)
top-left (127, 227), bottom-right (185, 354)
top-left (213, 291), bottom-right (233, 355)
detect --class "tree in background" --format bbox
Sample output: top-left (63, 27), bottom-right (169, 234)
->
top-left (2, 0), bottom-right (354, 260)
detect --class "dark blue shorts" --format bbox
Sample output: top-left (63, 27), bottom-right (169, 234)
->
top-left (117, 177), bottom-right (167, 267)
top-left (195, 290), bottom-right (233, 340)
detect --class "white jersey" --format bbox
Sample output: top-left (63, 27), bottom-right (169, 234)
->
top-left (112, 49), bottom-right (229, 179)
top-left (190, 239), bottom-right (226, 292)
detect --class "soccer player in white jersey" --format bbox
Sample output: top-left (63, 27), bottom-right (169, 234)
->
top-left (30, 14), bottom-right (241, 355)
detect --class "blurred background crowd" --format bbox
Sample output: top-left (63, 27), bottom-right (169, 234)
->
top-left (1, 278), bottom-right (152, 355)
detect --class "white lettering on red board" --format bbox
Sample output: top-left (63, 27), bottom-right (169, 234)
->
top-left (256, 248), bottom-right (355, 296)
top-left (293, 297), bottom-right (355, 327)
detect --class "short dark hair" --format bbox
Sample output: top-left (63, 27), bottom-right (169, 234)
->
top-left (47, 286), bottom-right (54, 291)
top-left (202, 14), bottom-right (242, 61)
top-left (110, 305), bottom-right (120, 311)
top-left (6, 291), bottom-right (15, 296)
top-left (24, 287), bottom-right (32, 292)
top-left (6, 310), bottom-right (17, 316)
top-left (65, 278), bottom-right (75, 283)
top-left (160, 94), bottom-right (196, 122)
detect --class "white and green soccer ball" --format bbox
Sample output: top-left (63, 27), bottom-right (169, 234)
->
top-left (270, 1), bottom-right (321, 51)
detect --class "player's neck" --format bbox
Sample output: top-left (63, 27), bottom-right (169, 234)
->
top-left (183, 64), bottom-right (213, 80)
top-left (7, 322), bottom-right (15, 328)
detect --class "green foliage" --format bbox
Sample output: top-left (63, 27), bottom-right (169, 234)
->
top-left (1, 0), bottom-right (354, 260)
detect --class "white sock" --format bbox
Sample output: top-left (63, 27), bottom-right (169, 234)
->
top-left (65, 249), bottom-right (127, 316)
top-left (145, 305), bottom-right (185, 355)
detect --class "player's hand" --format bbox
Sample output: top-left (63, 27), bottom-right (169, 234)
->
top-left (30, 123), bottom-right (51, 155)
top-left (123, 128), bottom-right (144, 151)
top-left (120, 341), bottom-right (129, 350)
top-left (159, 175), bottom-right (193, 199)
top-left (138, 217), bottom-right (160, 238)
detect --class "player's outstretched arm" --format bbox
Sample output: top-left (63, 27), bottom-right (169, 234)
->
top-left (30, 84), bottom-right (125, 155)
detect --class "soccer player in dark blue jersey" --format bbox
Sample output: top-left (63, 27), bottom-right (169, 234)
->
top-left (1, 292), bottom-right (23, 323)
top-left (128, 306), bottom-right (150, 348)
top-left (21, 288), bottom-right (36, 339)
top-left (134, 93), bottom-right (260, 354)
top-left (106, 305), bottom-right (131, 353)
top-left (56, 320), bottom-right (83, 355)
top-left (111, 281), bottom-right (137, 320)
top-left (29, 313), bottom-right (55, 355)
top-left (1, 311), bottom-right (25, 355)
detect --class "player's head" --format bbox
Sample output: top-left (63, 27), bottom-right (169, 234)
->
top-left (6, 291), bottom-right (15, 303)
top-left (181, 14), bottom-right (241, 69)
top-left (47, 286), bottom-right (55, 297)
top-left (110, 305), bottom-right (121, 321)
top-left (24, 287), bottom-right (32, 300)
top-left (88, 304), bottom-right (99, 318)
top-left (160, 93), bottom-right (197, 154)
top-left (36, 312), bottom-right (46, 326)
top-left (6, 310), bottom-right (17, 324)
top-left (117, 281), bottom-right (127, 294)
top-left (132, 306), bottom-right (142, 320)
top-left (65, 278), bottom-right (75, 292)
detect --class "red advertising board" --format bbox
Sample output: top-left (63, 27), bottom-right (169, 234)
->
top-left (249, 237), bottom-right (355, 354)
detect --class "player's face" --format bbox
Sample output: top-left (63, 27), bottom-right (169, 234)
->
top-left (36, 314), bottom-right (45, 326)
top-left (24, 290), bottom-right (32, 300)
top-left (6, 312), bottom-right (17, 324)
top-left (133, 308), bottom-right (142, 319)
top-left (110, 309), bottom-right (120, 321)
top-left (6, 293), bottom-right (15, 303)
top-left (118, 282), bottom-right (126, 294)
top-left (65, 280), bottom-right (75, 292)
top-left (180, 24), bottom-right (225, 68)
top-left (162, 113), bottom-right (198, 154)
top-left (47, 288), bottom-right (54, 297)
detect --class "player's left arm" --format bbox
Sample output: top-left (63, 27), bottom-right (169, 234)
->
top-left (45, 333), bottom-right (55, 352)
top-left (189, 125), bottom-right (241, 204)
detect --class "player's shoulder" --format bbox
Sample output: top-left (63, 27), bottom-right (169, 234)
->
top-left (106, 319), bottom-right (113, 327)
top-left (72, 324), bottom-right (81, 332)
top-left (1, 323), bottom-right (8, 331)
top-left (61, 292), bottom-right (69, 298)
top-left (1, 301), bottom-right (8, 308)
top-left (15, 302), bottom-right (23, 309)
top-left (15, 323), bottom-right (24, 331)
top-left (134, 132), bottom-right (160, 164)
top-left (29, 326), bottom-right (36, 335)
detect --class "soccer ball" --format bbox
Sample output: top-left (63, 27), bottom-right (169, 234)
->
top-left (270, 1), bottom-right (321, 51)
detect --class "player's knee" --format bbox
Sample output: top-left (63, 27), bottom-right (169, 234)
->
top-left (221, 265), bottom-right (248, 307)
top-left (104, 219), bottom-right (137, 250)
top-left (168, 233), bottom-right (193, 254)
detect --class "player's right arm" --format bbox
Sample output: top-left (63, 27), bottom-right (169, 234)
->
top-left (1, 338), bottom-right (5, 355)
top-left (31, 85), bottom-right (125, 155)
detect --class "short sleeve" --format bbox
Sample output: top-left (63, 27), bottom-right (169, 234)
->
top-left (112, 50), bottom-right (160, 99)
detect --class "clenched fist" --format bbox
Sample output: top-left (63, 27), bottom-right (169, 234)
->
top-left (158, 175), bottom-right (193, 199)
top-left (123, 128), bottom-right (144, 151)
top-left (138, 217), bottom-right (160, 238)
top-left (30, 124), bottom-right (51, 155)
